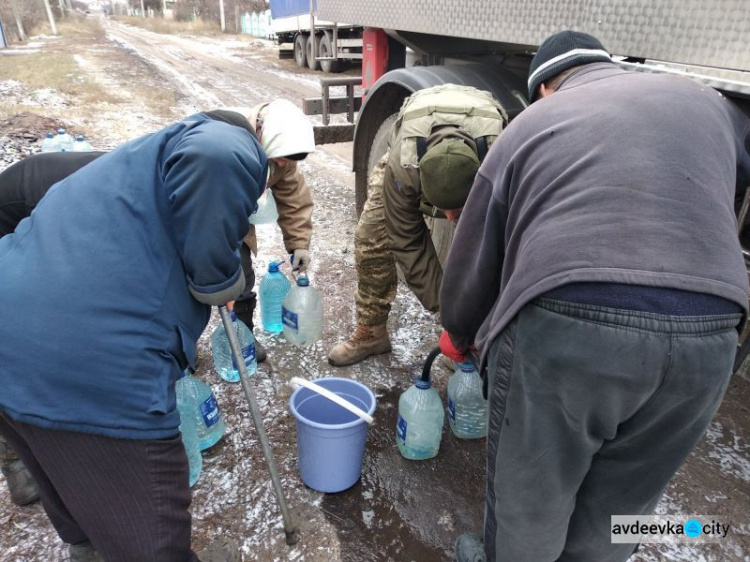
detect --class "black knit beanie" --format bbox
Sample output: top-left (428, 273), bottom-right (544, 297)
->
top-left (527, 30), bottom-right (613, 103)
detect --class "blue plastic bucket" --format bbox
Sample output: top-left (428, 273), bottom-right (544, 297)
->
top-left (289, 377), bottom-right (376, 493)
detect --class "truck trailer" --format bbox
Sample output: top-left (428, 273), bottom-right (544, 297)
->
top-left (302, 0), bottom-right (750, 371)
top-left (269, 0), bottom-right (362, 73)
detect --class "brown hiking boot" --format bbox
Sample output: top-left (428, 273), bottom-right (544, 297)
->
top-left (328, 323), bottom-right (391, 367)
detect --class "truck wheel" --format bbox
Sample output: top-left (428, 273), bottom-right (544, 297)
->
top-left (294, 34), bottom-right (307, 68)
top-left (306, 33), bottom-right (321, 71)
top-left (360, 112), bottom-right (455, 268)
top-left (319, 32), bottom-right (343, 73)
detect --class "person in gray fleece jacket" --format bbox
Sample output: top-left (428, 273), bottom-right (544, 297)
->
top-left (440, 30), bottom-right (750, 562)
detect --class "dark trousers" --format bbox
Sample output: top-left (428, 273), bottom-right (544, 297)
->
top-left (485, 298), bottom-right (740, 562)
top-left (0, 412), bottom-right (199, 562)
top-left (235, 243), bottom-right (257, 329)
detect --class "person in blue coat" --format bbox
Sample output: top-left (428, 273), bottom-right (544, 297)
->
top-left (0, 112), bottom-right (267, 562)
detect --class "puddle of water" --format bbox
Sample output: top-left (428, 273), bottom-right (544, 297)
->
top-left (321, 387), bottom-right (485, 561)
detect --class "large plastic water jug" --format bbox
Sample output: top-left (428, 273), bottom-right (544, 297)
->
top-left (56, 128), bottom-right (74, 152)
top-left (259, 261), bottom-right (291, 333)
top-left (176, 372), bottom-right (203, 487)
top-left (282, 274), bottom-right (323, 347)
top-left (396, 348), bottom-right (444, 460)
top-left (447, 361), bottom-right (487, 439)
top-left (210, 310), bottom-right (257, 383)
top-left (72, 135), bottom-right (92, 152)
top-left (178, 371), bottom-right (226, 451)
top-left (248, 188), bottom-right (279, 225)
top-left (41, 131), bottom-right (59, 152)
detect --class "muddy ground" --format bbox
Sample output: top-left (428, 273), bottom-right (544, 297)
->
top-left (0, 18), bottom-right (748, 562)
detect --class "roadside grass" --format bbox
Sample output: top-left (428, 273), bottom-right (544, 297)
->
top-left (0, 16), bottom-right (178, 123)
top-left (111, 15), bottom-right (222, 36)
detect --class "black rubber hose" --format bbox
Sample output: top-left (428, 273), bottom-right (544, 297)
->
top-left (421, 346), bottom-right (441, 383)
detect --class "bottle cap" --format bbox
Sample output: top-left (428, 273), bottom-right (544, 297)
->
top-left (229, 310), bottom-right (238, 321)
top-left (414, 378), bottom-right (431, 389)
top-left (297, 274), bottom-right (310, 287)
top-left (459, 361), bottom-right (475, 372)
top-left (268, 260), bottom-right (284, 273)
top-left (76, 135), bottom-right (84, 141)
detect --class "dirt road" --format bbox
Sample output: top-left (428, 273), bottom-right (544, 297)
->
top-left (0, 18), bottom-right (748, 562)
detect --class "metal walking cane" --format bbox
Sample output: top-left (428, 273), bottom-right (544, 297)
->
top-left (218, 305), bottom-right (298, 545)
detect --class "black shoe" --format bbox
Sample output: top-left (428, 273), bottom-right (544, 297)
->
top-left (455, 533), bottom-right (486, 562)
top-left (2, 459), bottom-right (40, 506)
top-left (255, 337), bottom-right (267, 363)
top-left (68, 542), bottom-right (104, 562)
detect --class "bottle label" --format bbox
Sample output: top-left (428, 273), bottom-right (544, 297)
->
top-left (447, 397), bottom-right (456, 422)
top-left (396, 414), bottom-right (407, 443)
top-left (199, 393), bottom-right (220, 428)
top-left (231, 343), bottom-right (256, 370)
top-left (282, 307), bottom-right (299, 331)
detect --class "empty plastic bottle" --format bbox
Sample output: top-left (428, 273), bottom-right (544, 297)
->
top-left (248, 189), bottom-right (279, 225)
top-left (56, 128), bottom-right (74, 152)
top-left (447, 361), bottom-right (487, 439)
top-left (176, 372), bottom-right (203, 487)
top-left (72, 135), bottom-right (92, 152)
top-left (282, 274), bottom-right (323, 347)
top-left (178, 371), bottom-right (226, 451)
top-left (40, 131), bottom-right (60, 152)
top-left (397, 377), bottom-right (445, 460)
top-left (210, 310), bottom-right (257, 383)
top-left (259, 261), bottom-right (291, 333)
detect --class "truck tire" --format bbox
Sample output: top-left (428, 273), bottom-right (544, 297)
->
top-left (306, 33), bottom-right (321, 71)
top-left (294, 34), bottom-right (307, 68)
top-left (319, 32), bottom-right (344, 73)
top-left (362, 112), bottom-right (455, 269)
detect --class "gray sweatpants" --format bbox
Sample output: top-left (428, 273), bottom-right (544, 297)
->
top-left (485, 298), bottom-right (740, 562)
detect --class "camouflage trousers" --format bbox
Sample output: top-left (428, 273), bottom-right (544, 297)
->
top-left (0, 434), bottom-right (18, 465)
top-left (354, 152), bottom-right (398, 326)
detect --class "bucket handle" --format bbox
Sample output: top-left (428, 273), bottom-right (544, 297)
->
top-left (290, 377), bottom-right (374, 424)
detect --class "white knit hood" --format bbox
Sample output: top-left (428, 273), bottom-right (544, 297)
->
top-left (261, 99), bottom-right (316, 159)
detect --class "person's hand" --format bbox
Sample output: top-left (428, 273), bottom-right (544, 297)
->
top-left (439, 330), bottom-right (468, 363)
top-left (290, 249), bottom-right (311, 273)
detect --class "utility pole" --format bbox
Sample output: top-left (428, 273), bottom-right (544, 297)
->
top-left (219, 0), bottom-right (226, 32)
top-left (140, 0), bottom-right (146, 18)
top-left (42, 0), bottom-right (58, 35)
top-left (9, 0), bottom-right (26, 41)
top-left (57, 0), bottom-right (66, 17)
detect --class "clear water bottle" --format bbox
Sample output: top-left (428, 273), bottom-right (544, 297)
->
top-left (56, 128), bottom-right (74, 152)
top-left (397, 378), bottom-right (444, 460)
top-left (259, 261), bottom-right (291, 333)
top-left (210, 310), bottom-right (257, 383)
top-left (176, 372), bottom-right (203, 487)
top-left (447, 361), bottom-right (487, 439)
top-left (41, 131), bottom-right (60, 152)
top-left (282, 274), bottom-right (323, 347)
top-left (178, 371), bottom-right (226, 451)
top-left (72, 135), bottom-right (92, 152)
top-left (248, 189), bottom-right (279, 225)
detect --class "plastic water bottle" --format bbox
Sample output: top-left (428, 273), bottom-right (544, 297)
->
top-left (72, 135), bottom-right (92, 152)
top-left (248, 189), bottom-right (279, 225)
top-left (210, 310), bottom-right (257, 383)
top-left (56, 128), bottom-right (74, 152)
top-left (178, 371), bottom-right (226, 451)
top-left (282, 274), bottom-right (323, 347)
top-left (41, 131), bottom-right (59, 152)
top-left (259, 261), bottom-right (291, 333)
top-left (396, 377), bottom-right (445, 460)
top-left (176, 372), bottom-right (203, 487)
top-left (447, 361), bottom-right (487, 439)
